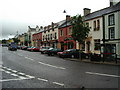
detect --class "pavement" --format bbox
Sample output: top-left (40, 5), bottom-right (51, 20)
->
top-left (65, 58), bottom-right (120, 66)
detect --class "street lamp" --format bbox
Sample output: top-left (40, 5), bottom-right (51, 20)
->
top-left (63, 10), bottom-right (68, 50)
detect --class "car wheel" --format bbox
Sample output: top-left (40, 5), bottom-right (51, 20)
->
top-left (51, 53), bottom-right (54, 56)
top-left (71, 55), bottom-right (75, 58)
top-left (41, 52), bottom-right (43, 54)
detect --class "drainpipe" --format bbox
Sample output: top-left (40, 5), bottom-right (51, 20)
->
top-left (102, 15), bottom-right (105, 62)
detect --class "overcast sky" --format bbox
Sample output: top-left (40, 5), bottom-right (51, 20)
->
top-left (1, 0), bottom-right (110, 40)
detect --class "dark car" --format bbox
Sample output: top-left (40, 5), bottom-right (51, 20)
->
top-left (40, 46), bottom-right (52, 54)
top-left (58, 49), bottom-right (89, 59)
top-left (58, 49), bottom-right (81, 58)
top-left (46, 48), bottom-right (63, 56)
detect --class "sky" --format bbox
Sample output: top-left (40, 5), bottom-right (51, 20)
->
top-left (1, 0), bottom-right (110, 40)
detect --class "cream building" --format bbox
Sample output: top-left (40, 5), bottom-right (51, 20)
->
top-left (42, 22), bottom-right (58, 48)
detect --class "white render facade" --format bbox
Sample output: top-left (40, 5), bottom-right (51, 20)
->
top-left (85, 17), bottom-right (103, 54)
top-left (42, 24), bottom-right (58, 48)
top-left (104, 11), bottom-right (120, 59)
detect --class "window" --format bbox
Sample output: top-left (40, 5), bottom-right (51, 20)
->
top-left (94, 39), bottom-right (100, 50)
top-left (48, 34), bottom-right (49, 40)
top-left (81, 42), bottom-right (85, 51)
top-left (51, 34), bottom-right (52, 40)
top-left (108, 14), bottom-right (115, 26)
top-left (93, 21), bottom-right (96, 31)
top-left (97, 20), bottom-right (100, 30)
top-left (46, 35), bottom-right (47, 40)
top-left (68, 27), bottom-right (72, 35)
top-left (109, 27), bottom-right (115, 39)
top-left (86, 22), bottom-right (89, 27)
top-left (60, 30), bottom-right (63, 36)
top-left (55, 33), bottom-right (57, 39)
top-left (43, 36), bottom-right (44, 41)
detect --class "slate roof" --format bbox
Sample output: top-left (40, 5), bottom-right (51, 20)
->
top-left (58, 20), bottom-right (71, 29)
top-left (85, 2), bottom-right (120, 21)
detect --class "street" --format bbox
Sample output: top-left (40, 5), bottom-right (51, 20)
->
top-left (1, 47), bottom-right (120, 89)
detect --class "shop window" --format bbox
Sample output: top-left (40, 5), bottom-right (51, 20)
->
top-left (94, 39), bottom-right (100, 50)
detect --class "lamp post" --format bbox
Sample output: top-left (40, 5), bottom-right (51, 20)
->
top-left (63, 10), bottom-right (68, 50)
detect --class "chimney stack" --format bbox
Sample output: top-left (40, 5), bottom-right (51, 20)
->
top-left (110, 0), bottom-right (119, 6)
top-left (66, 15), bottom-right (71, 21)
top-left (83, 8), bottom-right (91, 16)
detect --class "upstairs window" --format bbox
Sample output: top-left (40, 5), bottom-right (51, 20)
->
top-left (108, 14), bottom-right (115, 26)
top-left (68, 27), bottom-right (72, 35)
top-left (60, 30), bottom-right (63, 36)
top-left (97, 20), bottom-right (100, 30)
top-left (54, 33), bottom-right (57, 39)
top-left (93, 21), bottom-right (96, 31)
top-left (51, 34), bottom-right (52, 40)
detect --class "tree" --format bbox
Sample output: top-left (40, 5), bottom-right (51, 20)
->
top-left (12, 38), bottom-right (20, 44)
top-left (71, 14), bottom-right (90, 60)
top-left (71, 14), bottom-right (90, 46)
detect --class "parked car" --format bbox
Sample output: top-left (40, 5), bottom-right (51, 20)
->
top-left (46, 48), bottom-right (63, 56)
top-left (2, 44), bottom-right (8, 47)
top-left (21, 46), bottom-right (28, 50)
top-left (8, 42), bottom-right (17, 51)
top-left (57, 49), bottom-right (82, 58)
top-left (27, 46), bottom-right (34, 51)
top-left (17, 45), bottom-right (22, 49)
top-left (28, 47), bottom-right (39, 52)
top-left (40, 46), bottom-right (52, 54)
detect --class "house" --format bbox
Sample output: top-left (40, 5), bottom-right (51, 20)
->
top-left (58, 15), bottom-right (76, 50)
top-left (27, 26), bottom-right (39, 46)
top-left (82, 8), bottom-right (103, 54)
top-left (32, 26), bottom-right (43, 48)
top-left (102, 1), bottom-right (120, 59)
top-left (41, 22), bottom-right (59, 48)
top-left (83, 0), bottom-right (120, 60)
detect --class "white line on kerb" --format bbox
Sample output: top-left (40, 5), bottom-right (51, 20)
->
top-left (53, 82), bottom-right (64, 86)
top-left (86, 72), bottom-right (120, 78)
top-left (38, 62), bottom-right (66, 70)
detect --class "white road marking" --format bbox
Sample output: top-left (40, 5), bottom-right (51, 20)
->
top-left (18, 54), bottom-right (23, 57)
top-left (25, 75), bottom-right (35, 78)
top-left (86, 72), bottom-right (120, 78)
top-left (0, 78), bottom-right (31, 82)
top-left (11, 70), bottom-right (18, 73)
top-left (25, 57), bottom-right (34, 61)
top-left (10, 73), bottom-right (18, 77)
top-left (7, 68), bottom-right (12, 71)
top-left (52, 82), bottom-right (64, 86)
top-left (38, 78), bottom-right (48, 82)
top-left (38, 62), bottom-right (66, 70)
top-left (0, 68), bottom-right (4, 71)
top-left (18, 72), bottom-right (25, 75)
top-left (5, 71), bottom-right (11, 74)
